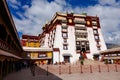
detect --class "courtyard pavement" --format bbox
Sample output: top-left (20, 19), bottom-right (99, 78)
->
top-left (3, 65), bottom-right (120, 80)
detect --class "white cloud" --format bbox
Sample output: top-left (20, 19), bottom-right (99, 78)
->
top-left (10, 0), bottom-right (69, 36)
top-left (99, 0), bottom-right (116, 5)
top-left (7, 0), bottom-right (120, 44)
top-left (72, 1), bottom-right (120, 44)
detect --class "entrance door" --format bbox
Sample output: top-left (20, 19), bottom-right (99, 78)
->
top-left (64, 56), bottom-right (70, 63)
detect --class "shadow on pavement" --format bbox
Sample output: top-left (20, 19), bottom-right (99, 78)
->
top-left (3, 66), bottom-right (62, 80)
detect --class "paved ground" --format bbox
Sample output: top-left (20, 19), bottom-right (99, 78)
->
top-left (3, 65), bottom-right (120, 80)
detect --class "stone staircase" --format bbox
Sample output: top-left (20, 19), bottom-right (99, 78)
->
top-left (78, 59), bottom-right (104, 65)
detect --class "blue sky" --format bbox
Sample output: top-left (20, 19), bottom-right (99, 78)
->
top-left (6, 0), bottom-right (120, 44)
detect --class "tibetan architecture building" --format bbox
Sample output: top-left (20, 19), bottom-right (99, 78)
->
top-left (22, 35), bottom-right (53, 65)
top-left (39, 12), bottom-right (107, 64)
top-left (0, 0), bottom-right (24, 79)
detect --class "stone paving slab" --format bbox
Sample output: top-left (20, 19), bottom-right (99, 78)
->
top-left (3, 66), bottom-right (120, 80)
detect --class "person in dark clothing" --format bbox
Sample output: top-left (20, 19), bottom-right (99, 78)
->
top-left (30, 61), bottom-right (35, 76)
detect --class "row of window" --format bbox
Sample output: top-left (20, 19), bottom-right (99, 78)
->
top-left (74, 22), bottom-right (89, 52)
top-left (48, 29), bottom-right (56, 48)
top-left (61, 23), bottom-right (68, 50)
top-left (76, 41), bottom-right (89, 45)
top-left (62, 29), bottom-right (68, 50)
top-left (76, 41), bottom-right (90, 51)
top-left (93, 28), bottom-right (101, 50)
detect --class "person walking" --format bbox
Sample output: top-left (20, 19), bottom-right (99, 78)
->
top-left (30, 61), bottom-right (35, 76)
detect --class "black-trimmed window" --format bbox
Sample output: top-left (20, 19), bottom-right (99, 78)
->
top-left (95, 35), bottom-right (99, 40)
top-left (62, 32), bottom-right (68, 38)
top-left (81, 41), bottom-right (85, 45)
top-left (93, 29), bottom-right (98, 34)
top-left (76, 45), bottom-right (81, 50)
top-left (76, 41), bottom-right (80, 45)
top-left (97, 46), bottom-right (101, 50)
top-left (63, 45), bottom-right (68, 50)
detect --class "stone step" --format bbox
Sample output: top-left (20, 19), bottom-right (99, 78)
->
top-left (78, 59), bottom-right (104, 65)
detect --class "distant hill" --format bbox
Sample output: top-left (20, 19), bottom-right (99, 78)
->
top-left (106, 43), bottom-right (120, 49)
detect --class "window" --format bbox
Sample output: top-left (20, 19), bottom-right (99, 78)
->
top-left (97, 47), bottom-right (101, 50)
top-left (93, 29), bottom-right (98, 34)
top-left (81, 42), bottom-right (85, 45)
top-left (76, 41), bottom-right (80, 45)
top-left (117, 54), bottom-right (120, 56)
top-left (27, 53), bottom-right (30, 57)
top-left (92, 21), bottom-right (97, 26)
top-left (62, 28), bottom-right (67, 32)
top-left (38, 53), bottom-right (47, 58)
top-left (63, 45), bottom-right (68, 50)
top-left (86, 42), bottom-right (89, 45)
top-left (76, 45), bottom-right (81, 50)
top-left (95, 35), bottom-right (99, 40)
top-left (62, 32), bottom-right (68, 38)
top-left (96, 41), bottom-right (99, 45)
top-left (86, 45), bottom-right (89, 50)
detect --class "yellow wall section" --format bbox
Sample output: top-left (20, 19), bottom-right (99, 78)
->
top-left (47, 52), bottom-right (52, 58)
top-left (26, 42), bottom-right (29, 47)
top-left (25, 42), bottom-right (40, 47)
top-left (30, 53), bottom-right (38, 58)
top-left (35, 42), bottom-right (40, 47)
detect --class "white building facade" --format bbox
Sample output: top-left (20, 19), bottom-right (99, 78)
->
top-left (39, 12), bottom-right (107, 64)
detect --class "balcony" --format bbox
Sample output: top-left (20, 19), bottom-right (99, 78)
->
top-left (75, 26), bottom-right (86, 30)
top-left (76, 38), bottom-right (88, 41)
top-left (75, 30), bottom-right (87, 33)
top-left (0, 39), bottom-right (17, 54)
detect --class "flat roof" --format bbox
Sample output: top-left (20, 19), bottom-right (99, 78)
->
top-left (100, 47), bottom-right (120, 54)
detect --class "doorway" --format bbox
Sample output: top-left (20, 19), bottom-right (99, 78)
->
top-left (64, 56), bottom-right (70, 63)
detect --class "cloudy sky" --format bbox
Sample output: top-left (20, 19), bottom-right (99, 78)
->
top-left (6, 0), bottom-right (120, 44)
